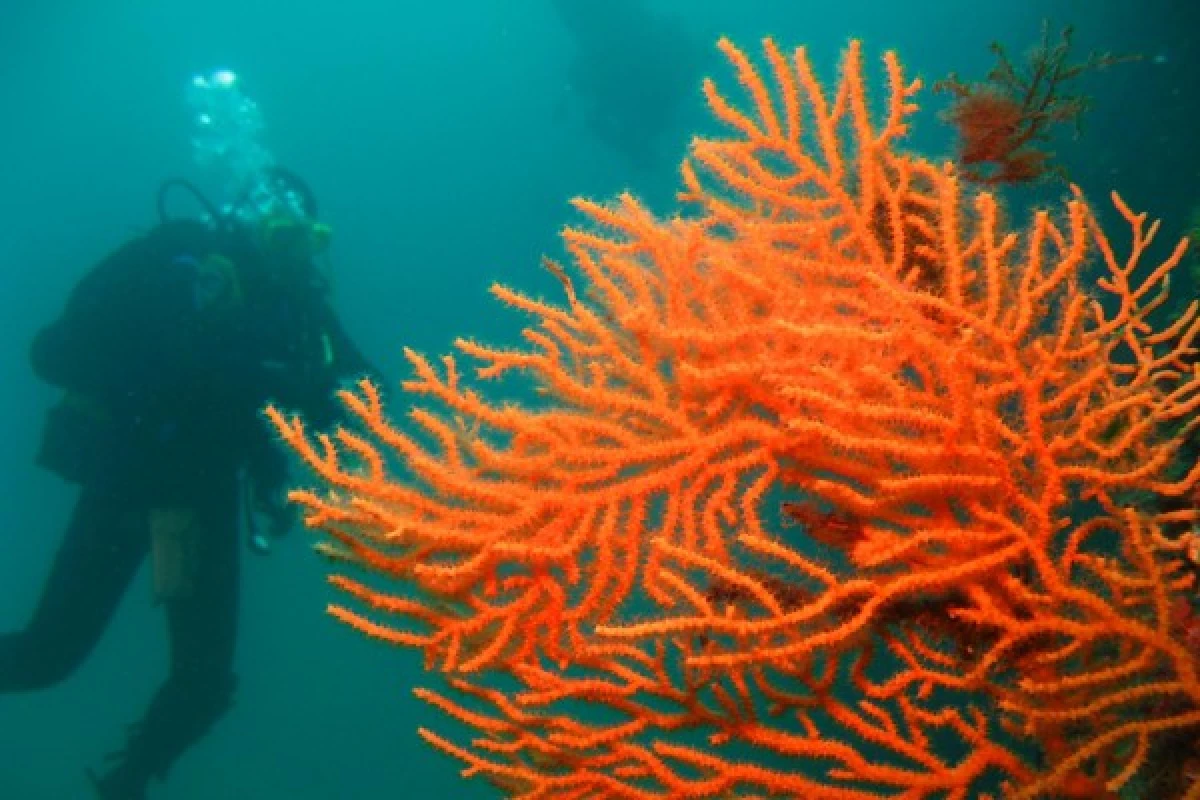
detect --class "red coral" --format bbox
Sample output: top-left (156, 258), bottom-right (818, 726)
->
top-left (935, 22), bottom-right (1138, 185)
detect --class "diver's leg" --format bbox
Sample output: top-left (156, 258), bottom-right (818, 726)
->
top-left (0, 488), bottom-right (145, 691)
top-left (91, 479), bottom-right (241, 797)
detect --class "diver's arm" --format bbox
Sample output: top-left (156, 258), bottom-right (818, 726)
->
top-left (295, 307), bottom-right (388, 430)
top-left (239, 308), bottom-right (378, 543)
top-left (326, 310), bottom-right (385, 387)
top-left (30, 222), bottom-right (234, 398)
top-left (30, 234), bottom-right (167, 395)
top-left (30, 319), bottom-right (101, 391)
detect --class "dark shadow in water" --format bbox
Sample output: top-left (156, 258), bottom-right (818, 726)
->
top-left (550, 0), bottom-right (707, 174)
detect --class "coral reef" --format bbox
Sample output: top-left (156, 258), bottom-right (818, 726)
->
top-left (269, 36), bottom-right (1200, 798)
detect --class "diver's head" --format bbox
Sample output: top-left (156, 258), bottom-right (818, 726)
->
top-left (186, 70), bottom-right (333, 274)
top-left (235, 166), bottom-right (333, 276)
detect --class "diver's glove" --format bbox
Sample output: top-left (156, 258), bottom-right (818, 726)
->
top-left (246, 485), bottom-right (296, 555)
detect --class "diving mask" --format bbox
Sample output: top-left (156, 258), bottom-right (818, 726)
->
top-left (260, 213), bottom-right (333, 258)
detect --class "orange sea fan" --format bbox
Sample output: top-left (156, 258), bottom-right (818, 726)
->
top-left (267, 35), bottom-right (935, 678)
top-left (270, 36), bottom-right (1200, 799)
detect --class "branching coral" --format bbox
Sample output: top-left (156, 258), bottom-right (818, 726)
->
top-left (934, 21), bottom-right (1138, 185)
top-left (268, 36), bottom-right (1200, 798)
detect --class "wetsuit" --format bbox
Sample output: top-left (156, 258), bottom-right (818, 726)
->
top-left (0, 219), bottom-right (376, 798)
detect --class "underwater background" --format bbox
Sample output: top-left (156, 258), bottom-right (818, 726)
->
top-left (0, 1), bottom-right (1196, 797)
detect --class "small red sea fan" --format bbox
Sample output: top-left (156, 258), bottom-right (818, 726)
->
top-left (949, 88), bottom-right (1024, 167)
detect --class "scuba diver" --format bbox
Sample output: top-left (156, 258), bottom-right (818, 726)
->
top-left (0, 164), bottom-right (381, 799)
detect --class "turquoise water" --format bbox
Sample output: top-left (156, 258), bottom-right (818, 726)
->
top-left (0, 1), bottom-right (1195, 797)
